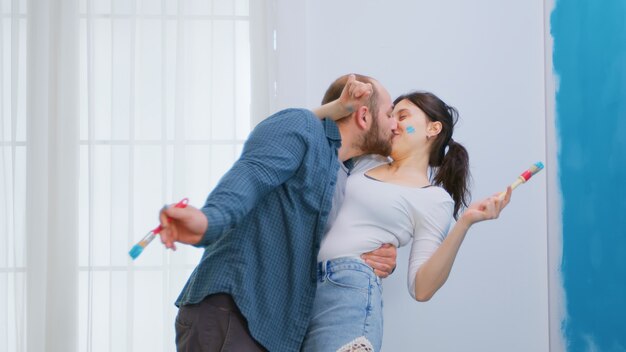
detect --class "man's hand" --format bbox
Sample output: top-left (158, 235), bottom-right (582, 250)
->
top-left (339, 74), bottom-right (373, 114)
top-left (158, 205), bottom-right (208, 250)
top-left (361, 243), bottom-right (397, 278)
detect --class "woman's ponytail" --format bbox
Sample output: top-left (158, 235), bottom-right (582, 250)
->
top-left (432, 138), bottom-right (470, 219)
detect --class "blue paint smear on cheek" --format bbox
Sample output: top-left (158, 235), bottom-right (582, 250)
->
top-left (406, 126), bottom-right (415, 134)
top-left (552, 0), bottom-right (626, 350)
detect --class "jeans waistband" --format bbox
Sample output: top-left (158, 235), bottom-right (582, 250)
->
top-left (316, 257), bottom-right (378, 281)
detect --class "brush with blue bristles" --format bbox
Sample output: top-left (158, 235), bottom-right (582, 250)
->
top-left (499, 162), bottom-right (544, 199)
top-left (129, 198), bottom-right (189, 260)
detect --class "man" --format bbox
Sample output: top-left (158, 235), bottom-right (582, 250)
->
top-left (159, 74), bottom-right (397, 351)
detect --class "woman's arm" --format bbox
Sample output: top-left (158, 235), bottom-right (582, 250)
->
top-left (312, 74), bottom-right (373, 121)
top-left (412, 187), bottom-right (512, 301)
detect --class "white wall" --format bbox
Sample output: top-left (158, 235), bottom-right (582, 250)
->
top-left (272, 1), bottom-right (549, 351)
top-left (544, 0), bottom-right (565, 351)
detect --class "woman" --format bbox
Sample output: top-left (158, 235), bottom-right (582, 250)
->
top-left (302, 76), bottom-right (511, 352)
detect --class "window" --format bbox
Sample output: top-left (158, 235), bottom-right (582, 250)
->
top-left (2, 0), bottom-right (256, 350)
top-left (78, 1), bottom-right (251, 350)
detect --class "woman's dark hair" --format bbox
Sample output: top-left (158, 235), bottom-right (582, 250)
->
top-left (393, 92), bottom-right (470, 219)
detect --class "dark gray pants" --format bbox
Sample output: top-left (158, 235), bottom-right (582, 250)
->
top-left (175, 294), bottom-right (267, 352)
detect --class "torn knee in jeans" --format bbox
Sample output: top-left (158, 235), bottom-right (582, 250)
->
top-left (336, 336), bottom-right (374, 352)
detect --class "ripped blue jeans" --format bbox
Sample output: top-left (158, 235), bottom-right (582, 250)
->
top-left (302, 257), bottom-right (384, 352)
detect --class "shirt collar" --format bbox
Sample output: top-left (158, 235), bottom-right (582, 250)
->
top-left (321, 118), bottom-right (355, 170)
top-left (322, 118), bottom-right (342, 148)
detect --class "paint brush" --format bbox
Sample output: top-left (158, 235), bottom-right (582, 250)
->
top-left (128, 198), bottom-right (189, 260)
top-left (499, 162), bottom-right (544, 199)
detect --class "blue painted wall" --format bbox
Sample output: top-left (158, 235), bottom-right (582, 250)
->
top-left (551, 0), bottom-right (626, 351)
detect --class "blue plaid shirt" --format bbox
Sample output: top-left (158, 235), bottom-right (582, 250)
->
top-left (175, 108), bottom-right (342, 352)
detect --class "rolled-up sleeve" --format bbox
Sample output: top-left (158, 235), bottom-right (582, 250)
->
top-left (197, 109), bottom-right (315, 248)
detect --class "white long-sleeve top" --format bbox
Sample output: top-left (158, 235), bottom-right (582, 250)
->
top-left (318, 155), bottom-right (454, 300)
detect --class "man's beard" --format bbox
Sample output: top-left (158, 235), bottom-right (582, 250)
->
top-left (360, 118), bottom-right (392, 156)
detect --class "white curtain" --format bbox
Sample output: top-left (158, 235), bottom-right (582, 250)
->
top-left (1, 0), bottom-right (270, 351)
top-left (2, 2), bottom-right (30, 351)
